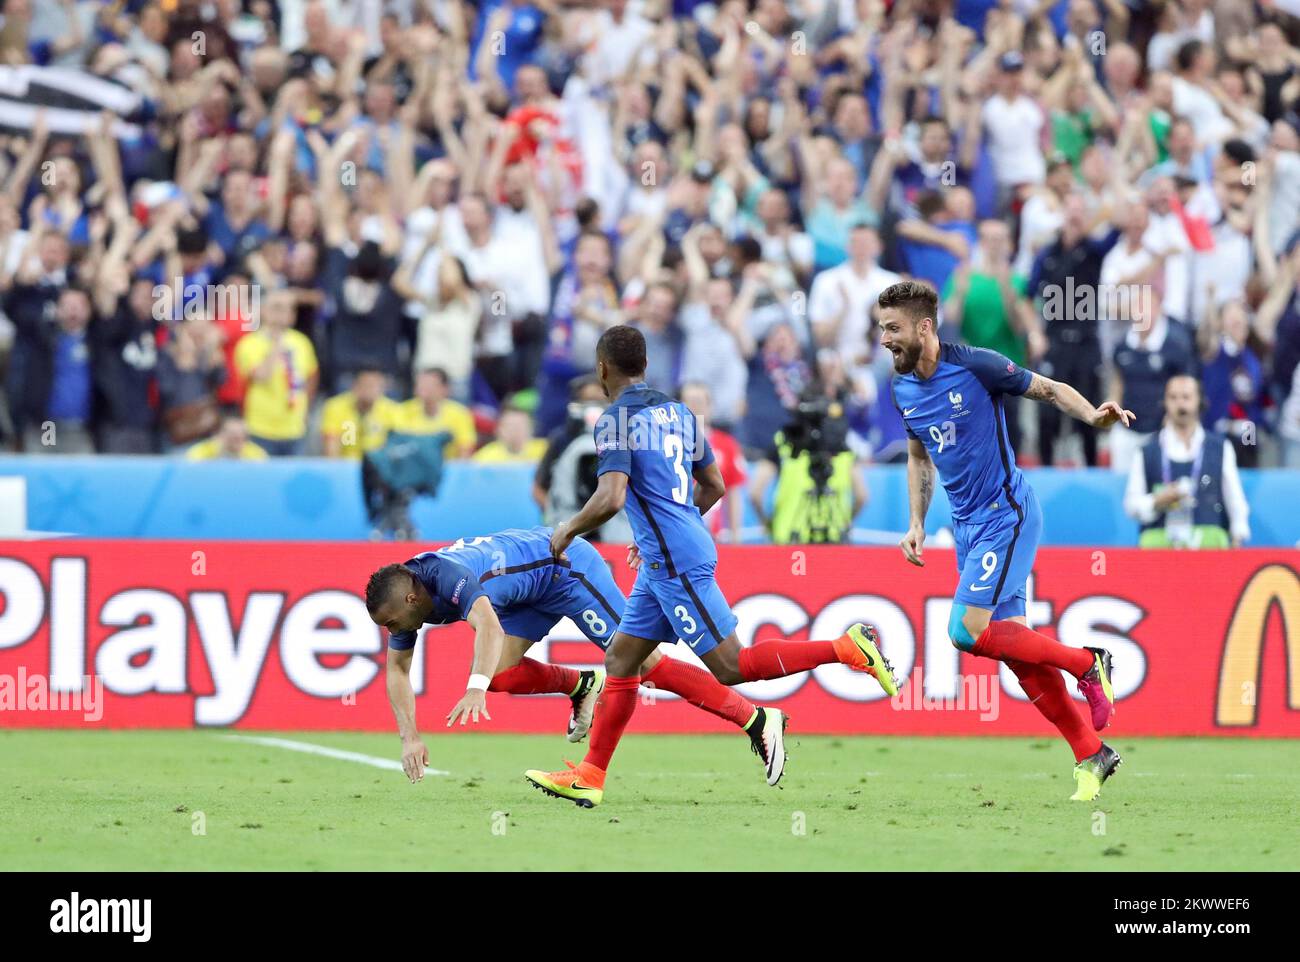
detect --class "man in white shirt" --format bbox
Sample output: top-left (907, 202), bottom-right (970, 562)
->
top-left (616, 140), bottom-right (671, 232)
top-left (1015, 157), bottom-right (1073, 275)
top-left (1100, 199), bottom-right (1163, 363)
top-left (1143, 177), bottom-right (1194, 324)
top-left (579, 0), bottom-right (656, 87)
top-left (982, 52), bottom-right (1046, 200)
top-left (401, 159), bottom-right (470, 309)
top-left (751, 187), bottom-right (814, 291)
top-left (1124, 374), bottom-right (1250, 547)
top-left (1170, 39), bottom-right (1233, 147)
top-left (808, 224), bottom-right (900, 375)
top-left (457, 192), bottom-right (550, 397)
top-left (679, 276), bottom-right (749, 431)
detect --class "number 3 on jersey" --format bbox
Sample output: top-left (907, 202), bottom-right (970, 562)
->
top-left (663, 435), bottom-right (688, 504)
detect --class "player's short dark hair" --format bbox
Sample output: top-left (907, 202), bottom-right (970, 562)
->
top-left (732, 235), bottom-right (762, 267)
top-left (419, 367), bottom-right (450, 386)
top-left (915, 190), bottom-right (946, 220)
top-left (1165, 371), bottom-right (1203, 400)
top-left (1222, 139), bottom-right (1256, 167)
top-left (365, 564), bottom-right (413, 614)
top-left (597, 324), bottom-right (647, 377)
top-left (1176, 39), bottom-right (1204, 73)
top-left (574, 196), bottom-right (600, 228)
top-left (177, 226), bottom-right (208, 255)
top-left (877, 280), bottom-right (939, 324)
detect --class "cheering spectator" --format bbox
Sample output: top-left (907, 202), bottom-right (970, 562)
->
top-left (156, 314), bottom-right (227, 450)
top-left (1106, 291), bottom-right (1197, 473)
top-left (395, 368), bottom-right (477, 459)
top-left (393, 241), bottom-right (482, 404)
top-left (632, 282), bottom-right (683, 398)
top-left (0, 0), bottom-right (1297, 497)
top-left (1198, 298), bottom-right (1266, 468)
top-left (473, 405), bottom-right (547, 464)
top-left (808, 224), bottom-right (900, 380)
top-left (537, 230), bottom-right (621, 433)
top-left (943, 219), bottom-right (1045, 456)
top-left (736, 318), bottom-right (811, 458)
top-left (321, 368), bottom-right (399, 460)
top-left (897, 187), bottom-right (978, 293)
top-left (1029, 193), bottom-right (1119, 465)
top-left (982, 51), bottom-right (1046, 205)
top-left (679, 275), bottom-right (747, 433)
top-left (186, 417), bottom-right (268, 461)
top-left (680, 381), bottom-right (746, 543)
top-left (232, 290), bottom-right (318, 456)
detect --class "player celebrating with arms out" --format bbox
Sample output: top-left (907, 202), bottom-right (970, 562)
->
top-left (525, 325), bottom-right (897, 808)
top-left (879, 280), bottom-right (1129, 802)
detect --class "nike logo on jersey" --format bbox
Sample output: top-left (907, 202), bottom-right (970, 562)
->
top-left (969, 584), bottom-right (993, 592)
top-left (903, 407), bottom-right (918, 416)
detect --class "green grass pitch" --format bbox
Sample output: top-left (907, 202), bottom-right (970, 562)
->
top-left (2, 730), bottom-right (1296, 871)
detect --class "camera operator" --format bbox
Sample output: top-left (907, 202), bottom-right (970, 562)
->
top-left (533, 375), bottom-right (633, 543)
top-left (748, 369), bottom-right (866, 545)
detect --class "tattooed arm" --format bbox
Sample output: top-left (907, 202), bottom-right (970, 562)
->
top-left (901, 438), bottom-right (935, 567)
top-left (1022, 372), bottom-right (1134, 429)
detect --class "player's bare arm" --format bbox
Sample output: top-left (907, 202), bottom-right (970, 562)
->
top-left (1024, 372), bottom-right (1134, 429)
top-left (445, 595), bottom-right (502, 728)
top-left (901, 437), bottom-right (935, 567)
top-left (550, 470), bottom-right (628, 561)
top-left (693, 461), bottom-right (727, 516)
top-left (385, 646), bottom-right (429, 782)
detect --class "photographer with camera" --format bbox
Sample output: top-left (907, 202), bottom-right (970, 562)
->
top-left (533, 375), bottom-right (633, 544)
top-left (748, 358), bottom-right (868, 546)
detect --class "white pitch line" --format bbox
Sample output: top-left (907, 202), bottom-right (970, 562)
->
top-left (223, 734), bottom-right (449, 776)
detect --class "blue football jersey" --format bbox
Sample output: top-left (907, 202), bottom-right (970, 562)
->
top-left (388, 527), bottom-right (565, 650)
top-left (891, 342), bottom-right (1033, 521)
top-left (594, 382), bottom-right (716, 579)
top-left (388, 553), bottom-right (487, 651)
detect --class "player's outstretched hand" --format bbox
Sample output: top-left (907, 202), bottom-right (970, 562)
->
top-left (900, 524), bottom-right (926, 567)
top-left (446, 689), bottom-right (492, 728)
top-left (549, 521), bottom-right (572, 565)
top-left (1091, 401), bottom-right (1135, 429)
top-left (401, 736), bottom-right (429, 783)
top-left (626, 543), bottom-right (642, 570)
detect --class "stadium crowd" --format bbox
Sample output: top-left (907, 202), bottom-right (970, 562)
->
top-left (1, 0), bottom-right (1299, 511)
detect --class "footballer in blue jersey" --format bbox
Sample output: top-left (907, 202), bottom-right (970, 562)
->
top-left (526, 325), bottom-right (897, 808)
top-left (878, 279), bottom-right (1130, 802)
top-left (365, 525), bottom-right (803, 785)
